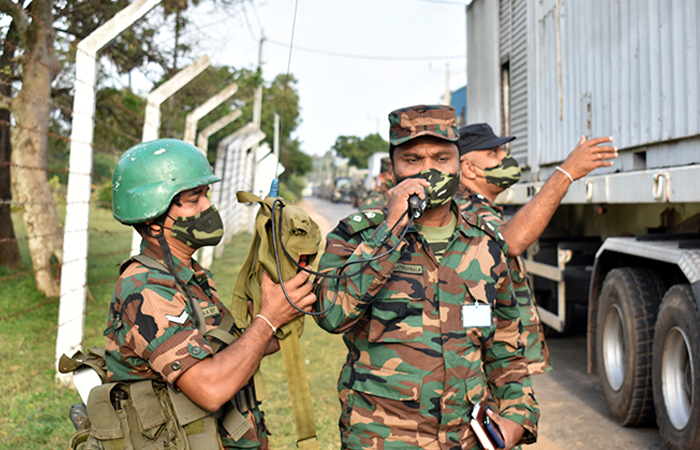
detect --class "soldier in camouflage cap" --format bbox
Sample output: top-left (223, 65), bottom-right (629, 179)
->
top-left (455, 124), bottom-right (550, 376)
top-left (455, 124), bottom-right (618, 377)
top-left (314, 106), bottom-right (539, 449)
top-left (99, 139), bottom-right (316, 449)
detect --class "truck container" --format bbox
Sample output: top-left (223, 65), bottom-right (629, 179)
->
top-left (467, 0), bottom-right (700, 447)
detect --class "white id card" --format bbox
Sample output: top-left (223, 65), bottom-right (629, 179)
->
top-left (461, 302), bottom-right (493, 328)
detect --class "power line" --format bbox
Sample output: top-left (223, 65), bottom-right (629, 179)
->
top-left (414, 0), bottom-right (471, 5)
top-left (240, 2), bottom-right (260, 44)
top-left (266, 39), bottom-right (465, 61)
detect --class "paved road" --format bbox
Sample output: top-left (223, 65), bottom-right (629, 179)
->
top-left (531, 336), bottom-right (663, 449)
top-left (301, 196), bottom-right (665, 450)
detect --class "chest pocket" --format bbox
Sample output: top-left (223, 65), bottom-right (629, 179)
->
top-left (463, 281), bottom-right (493, 347)
top-left (368, 293), bottom-right (423, 343)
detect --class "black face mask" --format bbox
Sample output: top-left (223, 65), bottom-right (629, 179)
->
top-left (168, 205), bottom-right (224, 249)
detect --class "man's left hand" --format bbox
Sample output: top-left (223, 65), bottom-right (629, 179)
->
top-left (559, 135), bottom-right (618, 181)
top-left (487, 408), bottom-right (525, 450)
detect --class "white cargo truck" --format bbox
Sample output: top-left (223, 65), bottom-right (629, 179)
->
top-left (466, 0), bottom-right (700, 448)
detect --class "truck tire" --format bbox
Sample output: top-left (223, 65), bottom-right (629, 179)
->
top-left (595, 268), bottom-right (663, 426)
top-left (652, 285), bottom-right (700, 450)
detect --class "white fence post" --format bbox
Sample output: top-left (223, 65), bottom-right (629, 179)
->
top-left (56, 0), bottom-right (163, 384)
top-left (211, 124), bottom-right (266, 257)
top-left (182, 82), bottom-right (238, 262)
top-left (247, 86), bottom-right (264, 234)
top-left (253, 143), bottom-right (284, 198)
top-left (130, 55), bottom-right (211, 256)
top-left (198, 109), bottom-right (242, 267)
top-left (142, 55), bottom-right (210, 142)
top-left (213, 129), bottom-right (246, 259)
top-left (196, 110), bottom-right (242, 153)
top-left (182, 83), bottom-right (239, 145)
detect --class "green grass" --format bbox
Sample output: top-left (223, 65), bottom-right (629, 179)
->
top-left (0, 207), bottom-right (134, 449)
top-left (0, 209), bottom-right (346, 449)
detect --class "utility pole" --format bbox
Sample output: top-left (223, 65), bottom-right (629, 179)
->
top-left (430, 63), bottom-right (455, 106)
top-left (258, 29), bottom-right (265, 72)
top-left (444, 63), bottom-right (451, 106)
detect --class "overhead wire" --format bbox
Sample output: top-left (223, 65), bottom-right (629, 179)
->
top-left (413, 0), bottom-right (471, 5)
top-left (266, 38), bottom-right (465, 61)
top-left (240, 1), bottom-right (261, 43)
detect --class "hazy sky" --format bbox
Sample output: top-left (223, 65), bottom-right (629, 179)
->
top-left (141, 0), bottom-right (471, 156)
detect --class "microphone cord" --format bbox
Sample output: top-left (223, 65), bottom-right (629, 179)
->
top-left (270, 198), bottom-right (415, 316)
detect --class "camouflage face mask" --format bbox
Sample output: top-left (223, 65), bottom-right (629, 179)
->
top-left (169, 205), bottom-right (224, 249)
top-left (476, 154), bottom-right (522, 189)
top-left (397, 168), bottom-right (460, 209)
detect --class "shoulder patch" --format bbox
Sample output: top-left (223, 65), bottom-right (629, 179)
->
top-left (462, 210), bottom-right (509, 254)
top-left (461, 210), bottom-right (480, 228)
top-left (340, 209), bottom-right (386, 235)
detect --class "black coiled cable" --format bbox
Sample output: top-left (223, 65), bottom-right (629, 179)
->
top-left (269, 198), bottom-right (416, 316)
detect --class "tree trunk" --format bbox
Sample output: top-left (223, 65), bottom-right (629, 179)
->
top-left (10, 1), bottom-right (63, 296)
top-left (0, 103), bottom-right (21, 268)
top-left (0, 26), bottom-right (21, 268)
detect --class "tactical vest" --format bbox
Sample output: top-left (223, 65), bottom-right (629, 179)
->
top-left (61, 255), bottom-right (253, 450)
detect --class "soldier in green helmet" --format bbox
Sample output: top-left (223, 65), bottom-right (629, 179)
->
top-left (96, 139), bottom-right (316, 450)
top-left (313, 105), bottom-right (539, 450)
top-left (455, 124), bottom-right (618, 375)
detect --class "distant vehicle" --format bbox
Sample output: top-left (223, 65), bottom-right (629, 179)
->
top-left (301, 183), bottom-right (314, 197)
top-left (331, 177), bottom-right (353, 203)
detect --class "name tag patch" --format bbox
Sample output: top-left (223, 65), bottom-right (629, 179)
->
top-left (394, 263), bottom-right (424, 275)
top-left (201, 305), bottom-right (221, 319)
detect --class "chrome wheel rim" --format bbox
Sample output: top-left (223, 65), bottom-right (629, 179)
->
top-left (662, 326), bottom-right (693, 429)
top-left (603, 303), bottom-right (626, 391)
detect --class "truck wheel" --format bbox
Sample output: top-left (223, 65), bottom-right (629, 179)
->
top-left (595, 268), bottom-right (663, 426)
top-left (652, 285), bottom-right (700, 450)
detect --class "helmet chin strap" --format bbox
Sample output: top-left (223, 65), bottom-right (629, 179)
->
top-left (149, 220), bottom-right (204, 333)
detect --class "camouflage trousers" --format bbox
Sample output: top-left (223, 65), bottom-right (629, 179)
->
top-left (339, 387), bottom-right (484, 450)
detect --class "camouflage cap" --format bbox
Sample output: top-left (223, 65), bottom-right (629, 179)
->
top-left (388, 105), bottom-right (459, 150)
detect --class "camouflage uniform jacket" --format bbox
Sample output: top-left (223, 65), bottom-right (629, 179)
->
top-left (454, 187), bottom-right (551, 375)
top-left (314, 203), bottom-right (539, 449)
top-left (104, 242), bottom-right (268, 449)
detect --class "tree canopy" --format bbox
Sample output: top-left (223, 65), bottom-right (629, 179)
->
top-left (332, 133), bottom-right (389, 168)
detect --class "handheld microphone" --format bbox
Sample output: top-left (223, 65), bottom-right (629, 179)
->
top-left (408, 192), bottom-right (427, 219)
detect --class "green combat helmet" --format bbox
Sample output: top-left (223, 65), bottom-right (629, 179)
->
top-left (112, 139), bottom-right (220, 224)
